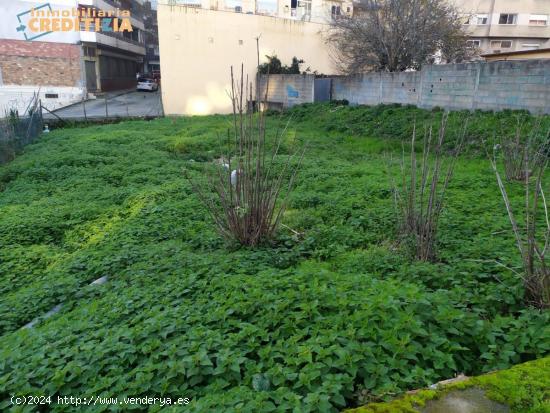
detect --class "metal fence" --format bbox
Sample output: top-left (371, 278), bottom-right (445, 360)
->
top-left (0, 93), bottom-right (43, 164)
top-left (42, 89), bottom-right (164, 123)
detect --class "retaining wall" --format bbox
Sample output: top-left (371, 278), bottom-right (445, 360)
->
top-left (258, 74), bottom-right (315, 108)
top-left (332, 60), bottom-right (550, 114)
top-left (261, 60), bottom-right (550, 114)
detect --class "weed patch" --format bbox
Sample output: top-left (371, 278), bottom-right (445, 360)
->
top-left (0, 106), bottom-right (548, 411)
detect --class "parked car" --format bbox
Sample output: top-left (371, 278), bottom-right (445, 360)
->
top-left (136, 77), bottom-right (159, 92)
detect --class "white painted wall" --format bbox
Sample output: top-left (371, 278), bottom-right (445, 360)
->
top-left (0, 85), bottom-right (86, 116)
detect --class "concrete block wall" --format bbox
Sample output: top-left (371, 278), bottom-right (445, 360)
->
top-left (258, 74), bottom-right (315, 108)
top-left (379, 71), bottom-right (422, 105)
top-left (419, 64), bottom-right (479, 110)
top-left (330, 60), bottom-right (550, 114)
top-left (472, 60), bottom-right (550, 113)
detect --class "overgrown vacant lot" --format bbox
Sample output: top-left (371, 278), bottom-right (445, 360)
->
top-left (0, 104), bottom-right (549, 412)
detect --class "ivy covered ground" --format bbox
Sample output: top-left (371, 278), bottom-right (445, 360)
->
top-left (347, 356), bottom-right (550, 413)
top-left (0, 104), bottom-right (549, 412)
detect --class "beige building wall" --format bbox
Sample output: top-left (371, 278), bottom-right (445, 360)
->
top-left (483, 48), bottom-right (550, 61)
top-left (157, 3), bottom-right (336, 115)
top-left (452, 0), bottom-right (550, 54)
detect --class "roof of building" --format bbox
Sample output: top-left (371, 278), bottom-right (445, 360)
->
top-left (481, 47), bottom-right (550, 59)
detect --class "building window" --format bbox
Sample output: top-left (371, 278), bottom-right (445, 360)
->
top-left (467, 40), bottom-right (481, 48)
top-left (83, 46), bottom-right (96, 57)
top-left (331, 5), bottom-right (341, 18)
top-left (297, 0), bottom-right (311, 18)
top-left (498, 13), bottom-right (517, 25)
top-left (178, 0), bottom-right (201, 6)
top-left (522, 43), bottom-right (540, 50)
top-left (491, 40), bottom-right (513, 49)
top-left (80, 20), bottom-right (96, 31)
top-left (529, 14), bottom-right (548, 26)
top-left (476, 14), bottom-right (488, 25)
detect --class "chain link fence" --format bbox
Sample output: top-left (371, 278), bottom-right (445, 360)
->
top-left (0, 93), bottom-right (43, 164)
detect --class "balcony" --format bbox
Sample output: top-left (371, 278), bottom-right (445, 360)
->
top-left (464, 24), bottom-right (550, 39)
top-left (80, 31), bottom-right (146, 55)
top-left (145, 47), bottom-right (160, 59)
top-left (463, 25), bottom-right (492, 37)
top-left (79, 0), bottom-right (145, 27)
top-left (489, 24), bottom-right (550, 39)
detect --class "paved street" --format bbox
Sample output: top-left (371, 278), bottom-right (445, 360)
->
top-left (43, 89), bottom-right (163, 121)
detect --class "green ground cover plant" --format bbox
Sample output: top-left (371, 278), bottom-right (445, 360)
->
top-left (346, 356), bottom-right (550, 413)
top-left (0, 104), bottom-right (549, 412)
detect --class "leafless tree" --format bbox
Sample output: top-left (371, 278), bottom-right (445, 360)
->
top-left (327, 0), bottom-right (472, 73)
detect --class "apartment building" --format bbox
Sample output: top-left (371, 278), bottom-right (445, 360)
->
top-left (142, 0), bottom-right (160, 74)
top-left (172, 0), bottom-right (352, 22)
top-left (276, 0), bottom-right (353, 21)
top-left (79, 0), bottom-right (146, 91)
top-left (0, 0), bottom-right (148, 115)
top-left (454, 0), bottom-right (550, 55)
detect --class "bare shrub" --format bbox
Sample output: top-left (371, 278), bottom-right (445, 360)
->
top-left (391, 114), bottom-right (464, 261)
top-left (185, 66), bottom-right (304, 247)
top-left (498, 121), bottom-right (547, 182)
top-left (490, 137), bottom-right (550, 308)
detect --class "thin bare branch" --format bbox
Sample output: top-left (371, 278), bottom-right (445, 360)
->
top-left (184, 66), bottom-right (305, 247)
